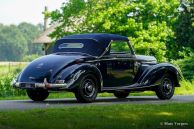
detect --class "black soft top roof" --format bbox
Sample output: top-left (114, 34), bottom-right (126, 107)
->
top-left (54, 33), bottom-right (129, 56)
top-left (61, 33), bottom-right (129, 44)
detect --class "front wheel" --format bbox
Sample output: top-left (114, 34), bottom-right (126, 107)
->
top-left (27, 89), bottom-right (49, 101)
top-left (75, 74), bottom-right (98, 103)
top-left (155, 75), bottom-right (175, 100)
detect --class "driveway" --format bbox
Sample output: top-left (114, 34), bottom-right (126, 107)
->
top-left (0, 95), bottom-right (193, 110)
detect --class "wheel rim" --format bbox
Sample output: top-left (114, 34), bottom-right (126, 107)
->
top-left (82, 79), bottom-right (95, 97)
top-left (162, 78), bottom-right (173, 95)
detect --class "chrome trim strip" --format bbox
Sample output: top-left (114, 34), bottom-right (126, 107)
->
top-left (102, 84), bottom-right (158, 91)
top-left (53, 52), bottom-right (96, 58)
top-left (98, 40), bottom-right (113, 58)
top-left (12, 80), bottom-right (68, 89)
top-left (86, 58), bottom-right (156, 63)
top-left (127, 41), bottom-right (135, 55)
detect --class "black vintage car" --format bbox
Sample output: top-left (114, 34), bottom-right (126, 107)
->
top-left (13, 33), bottom-right (181, 102)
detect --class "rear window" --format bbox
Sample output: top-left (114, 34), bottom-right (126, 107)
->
top-left (58, 43), bottom-right (84, 49)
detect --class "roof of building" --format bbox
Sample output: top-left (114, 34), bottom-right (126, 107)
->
top-left (33, 24), bottom-right (59, 43)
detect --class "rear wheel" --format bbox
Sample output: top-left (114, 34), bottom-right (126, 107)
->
top-left (27, 89), bottom-right (49, 101)
top-left (75, 74), bottom-right (98, 103)
top-left (155, 75), bottom-right (175, 100)
top-left (114, 91), bottom-right (129, 98)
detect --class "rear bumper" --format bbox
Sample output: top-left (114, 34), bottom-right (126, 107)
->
top-left (12, 79), bottom-right (68, 90)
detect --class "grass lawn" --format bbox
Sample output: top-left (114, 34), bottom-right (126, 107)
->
top-left (0, 62), bottom-right (27, 76)
top-left (0, 102), bottom-right (193, 129)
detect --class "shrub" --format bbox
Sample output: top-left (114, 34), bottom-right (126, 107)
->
top-left (175, 80), bottom-right (194, 95)
top-left (0, 74), bottom-right (26, 97)
top-left (22, 54), bottom-right (40, 62)
top-left (0, 65), bottom-right (26, 97)
top-left (172, 54), bottom-right (194, 81)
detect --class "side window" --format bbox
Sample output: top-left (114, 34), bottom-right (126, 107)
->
top-left (110, 41), bottom-right (131, 54)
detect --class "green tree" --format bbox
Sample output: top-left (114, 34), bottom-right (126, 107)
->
top-left (0, 23), bottom-right (43, 61)
top-left (174, 0), bottom-right (194, 58)
top-left (18, 22), bottom-right (43, 55)
top-left (50, 0), bottom-right (180, 62)
top-left (50, 0), bottom-right (85, 39)
top-left (0, 25), bottom-right (28, 61)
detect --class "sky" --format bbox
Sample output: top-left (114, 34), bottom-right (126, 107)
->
top-left (0, 0), bottom-right (66, 25)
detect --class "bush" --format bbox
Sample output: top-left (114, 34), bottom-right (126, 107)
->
top-left (22, 54), bottom-right (40, 62)
top-left (175, 80), bottom-right (194, 95)
top-left (172, 54), bottom-right (194, 81)
top-left (0, 65), bottom-right (26, 97)
top-left (0, 74), bottom-right (26, 97)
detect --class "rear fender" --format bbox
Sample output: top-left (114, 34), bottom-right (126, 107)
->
top-left (55, 63), bottom-right (103, 90)
top-left (137, 63), bottom-right (181, 87)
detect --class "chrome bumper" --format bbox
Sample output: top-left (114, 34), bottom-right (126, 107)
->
top-left (12, 79), bottom-right (68, 89)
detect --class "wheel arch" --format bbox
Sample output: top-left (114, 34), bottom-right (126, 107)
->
top-left (138, 63), bottom-right (181, 87)
top-left (165, 70), bottom-right (180, 87)
top-left (57, 63), bottom-right (103, 91)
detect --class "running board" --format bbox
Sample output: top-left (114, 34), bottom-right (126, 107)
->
top-left (102, 83), bottom-right (157, 91)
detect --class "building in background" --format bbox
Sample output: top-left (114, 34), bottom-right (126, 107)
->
top-left (33, 7), bottom-right (57, 55)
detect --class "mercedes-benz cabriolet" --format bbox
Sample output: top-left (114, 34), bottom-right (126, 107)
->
top-left (13, 33), bottom-right (181, 102)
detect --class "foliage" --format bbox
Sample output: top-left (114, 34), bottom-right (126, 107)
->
top-left (172, 53), bottom-right (194, 81)
top-left (176, 80), bottom-right (194, 95)
top-left (166, 0), bottom-right (194, 60)
top-left (50, 0), bottom-right (180, 62)
top-left (0, 63), bottom-right (27, 97)
top-left (0, 25), bottom-right (28, 61)
top-left (22, 54), bottom-right (40, 62)
top-left (0, 23), bottom-right (43, 61)
top-left (0, 74), bottom-right (26, 97)
top-left (18, 22), bottom-right (43, 55)
top-left (50, 0), bottom-right (85, 38)
top-left (175, 0), bottom-right (194, 50)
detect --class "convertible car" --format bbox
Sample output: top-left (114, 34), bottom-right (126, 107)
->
top-left (13, 33), bottom-right (181, 102)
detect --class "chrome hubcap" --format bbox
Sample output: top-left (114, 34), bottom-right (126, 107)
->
top-left (163, 78), bottom-right (173, 94)
top-left (83, 79), bottom-right (95, 97)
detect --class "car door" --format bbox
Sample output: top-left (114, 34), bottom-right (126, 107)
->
top-left (103, 41), bottom-right (136, 87)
